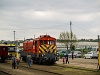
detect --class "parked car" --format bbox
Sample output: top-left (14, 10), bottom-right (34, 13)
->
top-left (57, 49), bottom-right (71, 58)
top-left (84, 51), bottom-right (98, 59)
top-left (68, 51), bottom-right (82, 58)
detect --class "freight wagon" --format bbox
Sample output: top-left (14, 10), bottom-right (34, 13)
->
top-left (0, 44), bottom-right (8, 62)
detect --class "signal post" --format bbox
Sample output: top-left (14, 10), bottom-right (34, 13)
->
top-left (98, 35), bottom-right (100, 69)
top-left (98, 42), bottom-right (100, 69)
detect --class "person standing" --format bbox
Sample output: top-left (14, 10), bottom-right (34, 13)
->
top-left (72, 51), bottom-right (74, 60)
top-left (66, 52), bottom-right (69, 64)
top-left (16, 53), bottom-right (20, 69)
top-left (16, 58), bottom-right (20, 69)
top-left (27, 53), bottom-right (32, 67)
top-left (62, 57), bottom-right (65, 64)
top-left (11, 54), bottom-right (16, 69)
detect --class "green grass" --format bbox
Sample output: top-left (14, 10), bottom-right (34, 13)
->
top-left (52, 68), bottom-right (100, 75)
top-left (51, 64), bottom-right (100, 75)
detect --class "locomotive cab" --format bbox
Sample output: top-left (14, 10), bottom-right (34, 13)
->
top-left (34, 35), bottom-right (57, 64)
top-left (7, 44), bottom-right (19, 60)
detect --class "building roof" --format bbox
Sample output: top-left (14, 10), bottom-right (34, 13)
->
top-left (0, 44), bottom-right (8, 46)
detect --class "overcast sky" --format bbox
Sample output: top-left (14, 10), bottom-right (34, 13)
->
top-left (0, 0), bottom-right (100, 40)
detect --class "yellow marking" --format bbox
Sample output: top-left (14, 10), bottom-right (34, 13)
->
top-left (49, 49), bottom-right (52, 53)
top-left (39, 46), bottom-right (45, 53)
top-left (41, 45), bottom-right (47, 50)
top-left (8, 44), bottom-right (15, 46)
top-left (9, 52), bottom-right (19, 58)
top-left (39, 51), bottom-right (41, 53)
top-left (46, 45), bottom-right (49, 48)
top-left (98, 51), bottom-right (100, 65)
top-left (41, 45), bottom-right (48, 52)
top-left (53, 46), bottom-right (56, 50)
top-left (53, 49), bottom-right (57, 54)
top-left (39, 45), bottom-right (57, 54)
top-left (49, 45), bottom-right (53, 49)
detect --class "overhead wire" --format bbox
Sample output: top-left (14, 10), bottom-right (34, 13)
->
top-left (72, 24), bottom-right (97, 36)
top-left (0, 24), bottom-right (67, 30)
top-left (0, 22), bottom-right (98, 37)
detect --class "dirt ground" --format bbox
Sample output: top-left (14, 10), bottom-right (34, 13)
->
top-left (56, 58), bottom-right (98, 69)
top-left (0, 58), bottom-right (100, 75)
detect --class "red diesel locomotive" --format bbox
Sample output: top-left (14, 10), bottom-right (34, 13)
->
top-left (21, 35), bottom-right (58, 64)
top-left (0, 44), bottom-right (8, 62)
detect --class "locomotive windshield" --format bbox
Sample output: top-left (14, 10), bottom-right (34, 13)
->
top-left (44, 40), bottom-right (47, 44)
top-left (40, 40), bottom-right (55, 45)
top-left (48, 40), bottom-right (55, 45)
top-left (40, 40), bottom-right (43, 45)
top-left (8, 46), bottom-right (16, 52)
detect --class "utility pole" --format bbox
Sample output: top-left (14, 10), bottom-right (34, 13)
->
top-left (98, 35), bottom-right (100, 50)
top-left (70, 21), bottom-right (72, 49)
top-left (34, 35), bottom-right (35, 39)
top-left (70, 21), bottom-right (74, 60)
top-left (70, 21), bottom-right (72, 42)
top-left (98, 35), bottom-right (100, 42)
top-left (24, 37), bottom-right (25, 41)
top-left (13, 31), bottom-right (15, 41)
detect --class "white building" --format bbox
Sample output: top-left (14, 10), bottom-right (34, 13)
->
top-left (56, 42), bottom-right (98, 50)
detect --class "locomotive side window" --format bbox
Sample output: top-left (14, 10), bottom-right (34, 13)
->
top-left (44, 40), bottom-right (47, 44)
top-left (3, 48), bottom-right (6, 51)
top-left (47, 40), bottom-right (55, 45)
top-left (35, 41), bottom-right (37, 52)
top-left (8, 47), bottom-right (16, 51)
top-left (48, 40), bottom-right (50, 45)
top-left (40, 40), bottom-right (43, 45)
top-left (51, 41), bottom-right (55, 45)
top-left (4, 47), bottom-right (7, 51)
top-left (33, 41), bottom-right (34, 45)
top-left (2, 47), bottom-right (7, 51)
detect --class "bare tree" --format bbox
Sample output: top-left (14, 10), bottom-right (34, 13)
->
top-left (59, 31), bottom-right (78, 50)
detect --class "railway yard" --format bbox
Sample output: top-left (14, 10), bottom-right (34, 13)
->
top-left (0, 58), bottom-right (100, 75)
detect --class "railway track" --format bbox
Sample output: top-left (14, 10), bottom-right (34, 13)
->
top-left (19, 61), bottom-right (100, 73)
top-left (21, 65), bottom-right (63, 75)
top-left (0, 71), bottom-right (12, 75)
top-left (1, 61), bottom-right (64, 75)
top-left (1, 60), bottom-right (100, 75)
top-left (54, 64), bottom-right (100, 72)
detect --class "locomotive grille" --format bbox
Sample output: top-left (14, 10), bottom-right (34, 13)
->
top-left (39, 45), bottom-right (56, 54)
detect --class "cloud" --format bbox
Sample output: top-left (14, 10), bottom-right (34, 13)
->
top-left (0, 0), bottom-right (100, 40)
top-left (89, 25), bottom-right (100, 34)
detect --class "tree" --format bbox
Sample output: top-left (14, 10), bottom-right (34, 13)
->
top-left (58, 31), bottom-right (78, 50)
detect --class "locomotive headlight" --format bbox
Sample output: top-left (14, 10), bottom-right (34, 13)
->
top-left (42, 54), bottom-right (45, 57)
top-left (44, 57), bottom-right (48, 60)
top-left (42, 54), bottom-right (44, 57)
top-left (57, 53), bottom-right (58, 55)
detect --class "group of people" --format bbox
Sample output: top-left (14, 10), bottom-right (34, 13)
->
top-left (11, 54), bottom-right (20, 69)
top-left (62, 52), bottom-right (69, 64)
top-left (11, 52), bottom-right (73, 69)
top-left (62, 51), bottom-right (74, 64)
top-left (11, 53), bottom-right (32, 69)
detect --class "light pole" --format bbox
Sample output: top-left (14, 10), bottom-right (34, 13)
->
top-left (70, 21), bottom-right (72, 42)
top-left (70, 21), bottom-right (74, 60)
top-left (13, 31), bottom-right (15, 41)
top-left (70, 21), bottom-right (72, 49)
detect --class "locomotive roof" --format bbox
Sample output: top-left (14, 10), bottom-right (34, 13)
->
top-left (0, 44), bottom-right (8, 46)
top-left (34, 35), bottom-right (56, 40)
